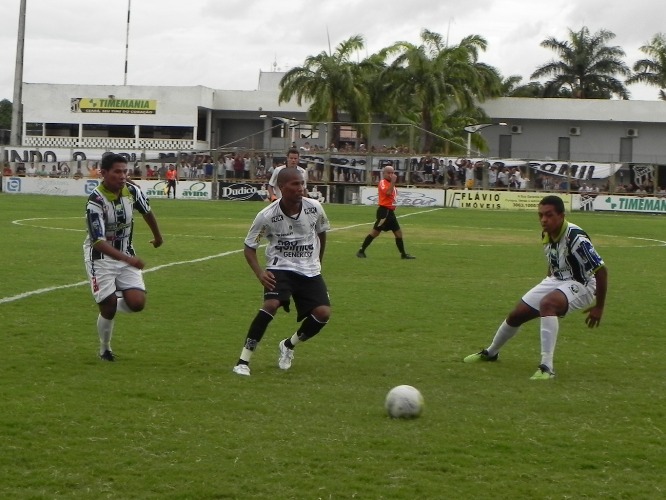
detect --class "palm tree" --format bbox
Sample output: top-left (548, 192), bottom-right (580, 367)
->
top-left (500, 75), bottom-right (525, 96)
top-left (627, 33), bottom-right (666, 100)
top-left (377, 29), bottom-right (502, 152)
top-left (500, 77), bottom-right (573, 98)
top-left (278, 35), bottom-right (376, 144)
top-left (531, 27), bottom-right (630, 99)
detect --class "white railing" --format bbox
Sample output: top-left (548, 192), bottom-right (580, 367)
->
top-left (24, 136), bottom-right (198, 150)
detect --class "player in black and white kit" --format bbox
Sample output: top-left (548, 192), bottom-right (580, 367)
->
top-left (233, 167), bottom-right (331, 376)
top-left (267, 148), bottom-right (308, 201)
top-left (83, 153), bottom-right (163, 361)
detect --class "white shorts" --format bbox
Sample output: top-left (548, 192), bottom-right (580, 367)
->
top-left (522, 276), bottom-right (596, 315)
top-left (84, 258), bottom-right (145, 303)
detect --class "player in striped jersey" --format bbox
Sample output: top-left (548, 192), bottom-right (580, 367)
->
top-left (233, 167), bottom-right (331, 376)
top-left (83, 153), bottom-right (163, 361)
top-left (464, 195), bottom-right (608, 379)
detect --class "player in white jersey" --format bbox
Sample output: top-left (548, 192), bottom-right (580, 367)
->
top-left (464, 195), bottom-right (608, 379)
top-left (267, 148), bottom-right (308, 201)
top-left (233, 167), bottom-right (331, 376)
top-left (83, 153), bottom-right (163, 361)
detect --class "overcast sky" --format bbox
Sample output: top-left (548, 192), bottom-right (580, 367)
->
top-left (1, 0), bottom-right (664, 102)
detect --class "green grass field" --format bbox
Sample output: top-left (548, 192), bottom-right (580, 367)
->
top-left (1, 193), bottom-right (665, 499)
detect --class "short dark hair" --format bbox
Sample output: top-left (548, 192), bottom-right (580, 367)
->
top-left (101, 153), bottom-right (128, 171)
top-left (540, 195), bottom-right (565, 214)
top-left (277, 165), bottom-right (302, 187)
top-left (287, 148), bottom-right (300, 157)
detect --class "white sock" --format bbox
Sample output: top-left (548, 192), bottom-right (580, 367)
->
top-left (240, 348), bottom-right (254, 363)
top-left (539, 316), bottom-right (559, 371)
top-left (116, 297), bottom-right (133, 313)
top-left (97, 314), bottom-right (114, 354)
top-left (487, 320), bottom-right (520, 356)
top-left (289, 332), bottom-right (301, 347)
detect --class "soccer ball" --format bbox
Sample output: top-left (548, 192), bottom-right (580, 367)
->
top-left (385, 385), bottom-right (424, 419)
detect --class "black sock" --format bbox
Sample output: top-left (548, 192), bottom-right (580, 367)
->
top-left (395, 237), bottom-right (406, 255)
top-left (246, 309), bottom-right (274, 345)
top-left (296, 314), bottom-right (328, 342)
top-left (361, 235), bottom-right (374, 251)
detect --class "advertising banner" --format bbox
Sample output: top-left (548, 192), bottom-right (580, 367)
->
top-left (446, 190), bottom-right (573, 211)
top-left (134, 180), bottom-right (212, 200)
top-left (528, 160), bottom-right (617, 180)
top-left (3, 147), bottom-right (191, 164)
top-left (2, 176), bottom-right (212, 200)
top-left (2, 176), bottom-right (100, 196)
top-left (219, 182), bottom-right (269, 201)
top-left (572, 194), bottom-right (666, 213)
top-left (71, 97), bottom-right (157, 114)
top-left (218, 181), bottom-right (329, 202)
top-left (360, 186), bottom-right (445, 207)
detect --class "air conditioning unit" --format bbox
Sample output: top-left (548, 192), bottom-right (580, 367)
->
top-left (569, 126), bottom-right (581, 136)
top-left (626, 128), bottom-right (639, 137)
top-left (510, 125), bottom-right (522, 134)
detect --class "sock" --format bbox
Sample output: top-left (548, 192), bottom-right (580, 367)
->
top-left (285, 335), bottom-right (298, 349)
top-left (97, 314), bottom-right (114, 354)
top-left (238, 309), bottom-right (274, 364)
top-left (296, 314), bottom-right (328, 342)
top-left (360, 235), bottom-right (374, 252)
top-left (539, 316), bottom-right (559, 371)
top-left (487, 320), bottom-right (520, 356)
top-left (395, 237), bottom-right (406, 255)
top-left (116, 297), bottom-right (132, 313)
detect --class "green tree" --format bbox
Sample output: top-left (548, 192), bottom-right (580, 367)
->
top-left (376, 30), bottom-right (502, 152)
top-left (278, 35), bottom-right (375, 144)
top-left (0, 99), bottom-right (12, 130)
top-left (531, 27), bottom-right (630, 99)
top-left (500, 75), bottom-right (525, 96)
top-left (627, 33), bottom-right (666, 100)
top-left (500, 77), bottom-right (573, 98)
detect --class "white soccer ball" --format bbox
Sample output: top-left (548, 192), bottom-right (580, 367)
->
top-left (385, 385), bottom-right (424, 419)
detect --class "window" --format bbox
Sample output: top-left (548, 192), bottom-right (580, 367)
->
top-left (339, 125), bottom-right (358, 140)
top-left (498, 135), bottom-right (512, 158)
top-left (271, 119), bottom-right (286, 138)
top-left (45, 123), bottom-right (78, 137)
top-left (619, 137), bottom-right (633, 163)
top-left (82, 124), bottom-right (134, 138)
top-left (557, 137), bottom-right (571, 161)
top-left (139, 125), bottom-right (193, 140)
top-left (197, 109), bottom-right (208, 141)
top-left (294, 123), bottom-right (319, 140)
top-left (26, 122), bottom-right (44, 136)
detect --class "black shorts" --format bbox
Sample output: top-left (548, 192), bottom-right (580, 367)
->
top-left (373, 206), bottom-right (400, 232)
top-left (264, 270), bottom-right (330, 321)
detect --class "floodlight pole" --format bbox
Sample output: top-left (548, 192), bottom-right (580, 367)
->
top-left (464, 122), bottom-right (507, 157)
top-left (10, 0), bottom-right (27, 146)
top-left (124, 0), bottom-right (131, 85)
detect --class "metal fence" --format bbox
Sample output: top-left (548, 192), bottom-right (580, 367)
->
top-left (1, 146), bottom-right (664, 198)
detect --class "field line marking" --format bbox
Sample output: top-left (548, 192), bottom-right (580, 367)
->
top-left (0, 281), bottom-right (89, 304)
top-left (11, 217), bottom-right (241, 239)
top-left (625, 236), bottom-right (666, 247)
top-left (0, 208), bottom-right (438, 305)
